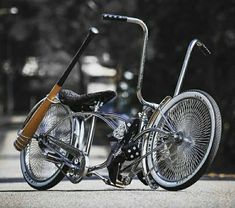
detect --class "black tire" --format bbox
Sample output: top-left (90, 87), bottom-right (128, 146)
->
top-left (20, 100), bottom-right (73, 190)
top-left (145, 90), bottom-right (222, 191)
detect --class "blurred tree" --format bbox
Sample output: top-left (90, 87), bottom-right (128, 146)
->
top-left (1, 0), bottom-right (141, 111)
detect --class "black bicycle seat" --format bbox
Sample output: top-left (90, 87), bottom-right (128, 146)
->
top-left (58, 89), bottom-right (116, 111)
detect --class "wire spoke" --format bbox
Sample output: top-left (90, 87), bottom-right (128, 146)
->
top-left (24, 103), bottom-right (72, 181)
top-left (150, 97), bottom-right (212, 183)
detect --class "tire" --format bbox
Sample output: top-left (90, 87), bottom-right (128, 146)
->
top-left (20, 100), bottom-right (74, 190)
top-left (145, 90), bottom-right (222, 191)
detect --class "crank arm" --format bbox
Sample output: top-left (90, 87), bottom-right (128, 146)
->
top-left (40, 138), bottom-right (79, 169)
top-left (46, 135), bottom-right (82, 158)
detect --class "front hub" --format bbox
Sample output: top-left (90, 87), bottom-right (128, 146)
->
top-left (173, 132), bottom-right (184, 145)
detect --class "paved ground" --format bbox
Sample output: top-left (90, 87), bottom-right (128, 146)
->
top-left (0, 119), bottom-right (234, 208)
top-left (0, 179), bottom-right (234, 208)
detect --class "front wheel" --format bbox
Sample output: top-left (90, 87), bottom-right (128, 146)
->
top-left (144, 90), bottom-right (222, 191)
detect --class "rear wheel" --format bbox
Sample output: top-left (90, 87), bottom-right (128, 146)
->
top-left (20, 100), bottom-right (73, 190)
top-left (145, 90), bottom-right (222, 191)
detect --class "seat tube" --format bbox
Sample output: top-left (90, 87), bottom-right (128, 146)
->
top-left (85, 102), bottom-right (100, 155)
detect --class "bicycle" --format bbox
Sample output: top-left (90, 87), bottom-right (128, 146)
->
top-left (15, 14), bottom-right (222, 191)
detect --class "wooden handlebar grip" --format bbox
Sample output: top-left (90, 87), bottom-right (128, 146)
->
top-left (14, 84), bottom-right (61, 151)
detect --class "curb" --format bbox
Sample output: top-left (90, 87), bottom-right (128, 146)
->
top-left (202, 173), bottom-right (235, 181)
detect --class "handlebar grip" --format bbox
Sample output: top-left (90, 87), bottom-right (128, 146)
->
top-left (102, 13), bottom-right (127, 22)
top-left (89, 27), bottom-right (99, 37)
top-left (196, 41), bottom-right (211, 55)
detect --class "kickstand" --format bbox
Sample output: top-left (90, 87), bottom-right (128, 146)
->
top-left (91, 171), bottom-right (109, 183)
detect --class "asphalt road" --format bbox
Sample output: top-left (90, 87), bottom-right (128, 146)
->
top-left (0, 125), bottom-right (234, 208)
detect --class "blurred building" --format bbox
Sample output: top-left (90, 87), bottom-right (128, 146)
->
top-left (81, 56), bottom-right (116, 93)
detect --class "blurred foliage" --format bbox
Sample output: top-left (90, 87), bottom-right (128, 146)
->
top-left (0, 0), bottom-right (235, 172)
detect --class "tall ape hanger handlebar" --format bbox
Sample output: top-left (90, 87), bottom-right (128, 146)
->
top-left (102, 13), bottom-right (158, 109)
top-left (102, 14), bottom-right (211, 108)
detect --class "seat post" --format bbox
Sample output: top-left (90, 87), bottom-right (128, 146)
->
top-left (85, 102), bottom-right (102, 155)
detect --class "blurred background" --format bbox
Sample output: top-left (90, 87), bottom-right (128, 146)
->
top-left (0, 0), bottom-right (234, 173)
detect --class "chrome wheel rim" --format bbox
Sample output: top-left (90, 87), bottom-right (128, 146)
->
top-left (24, 103), bottom-right (72, 181)
top-left (147, 93), bottom-right (215, 187)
